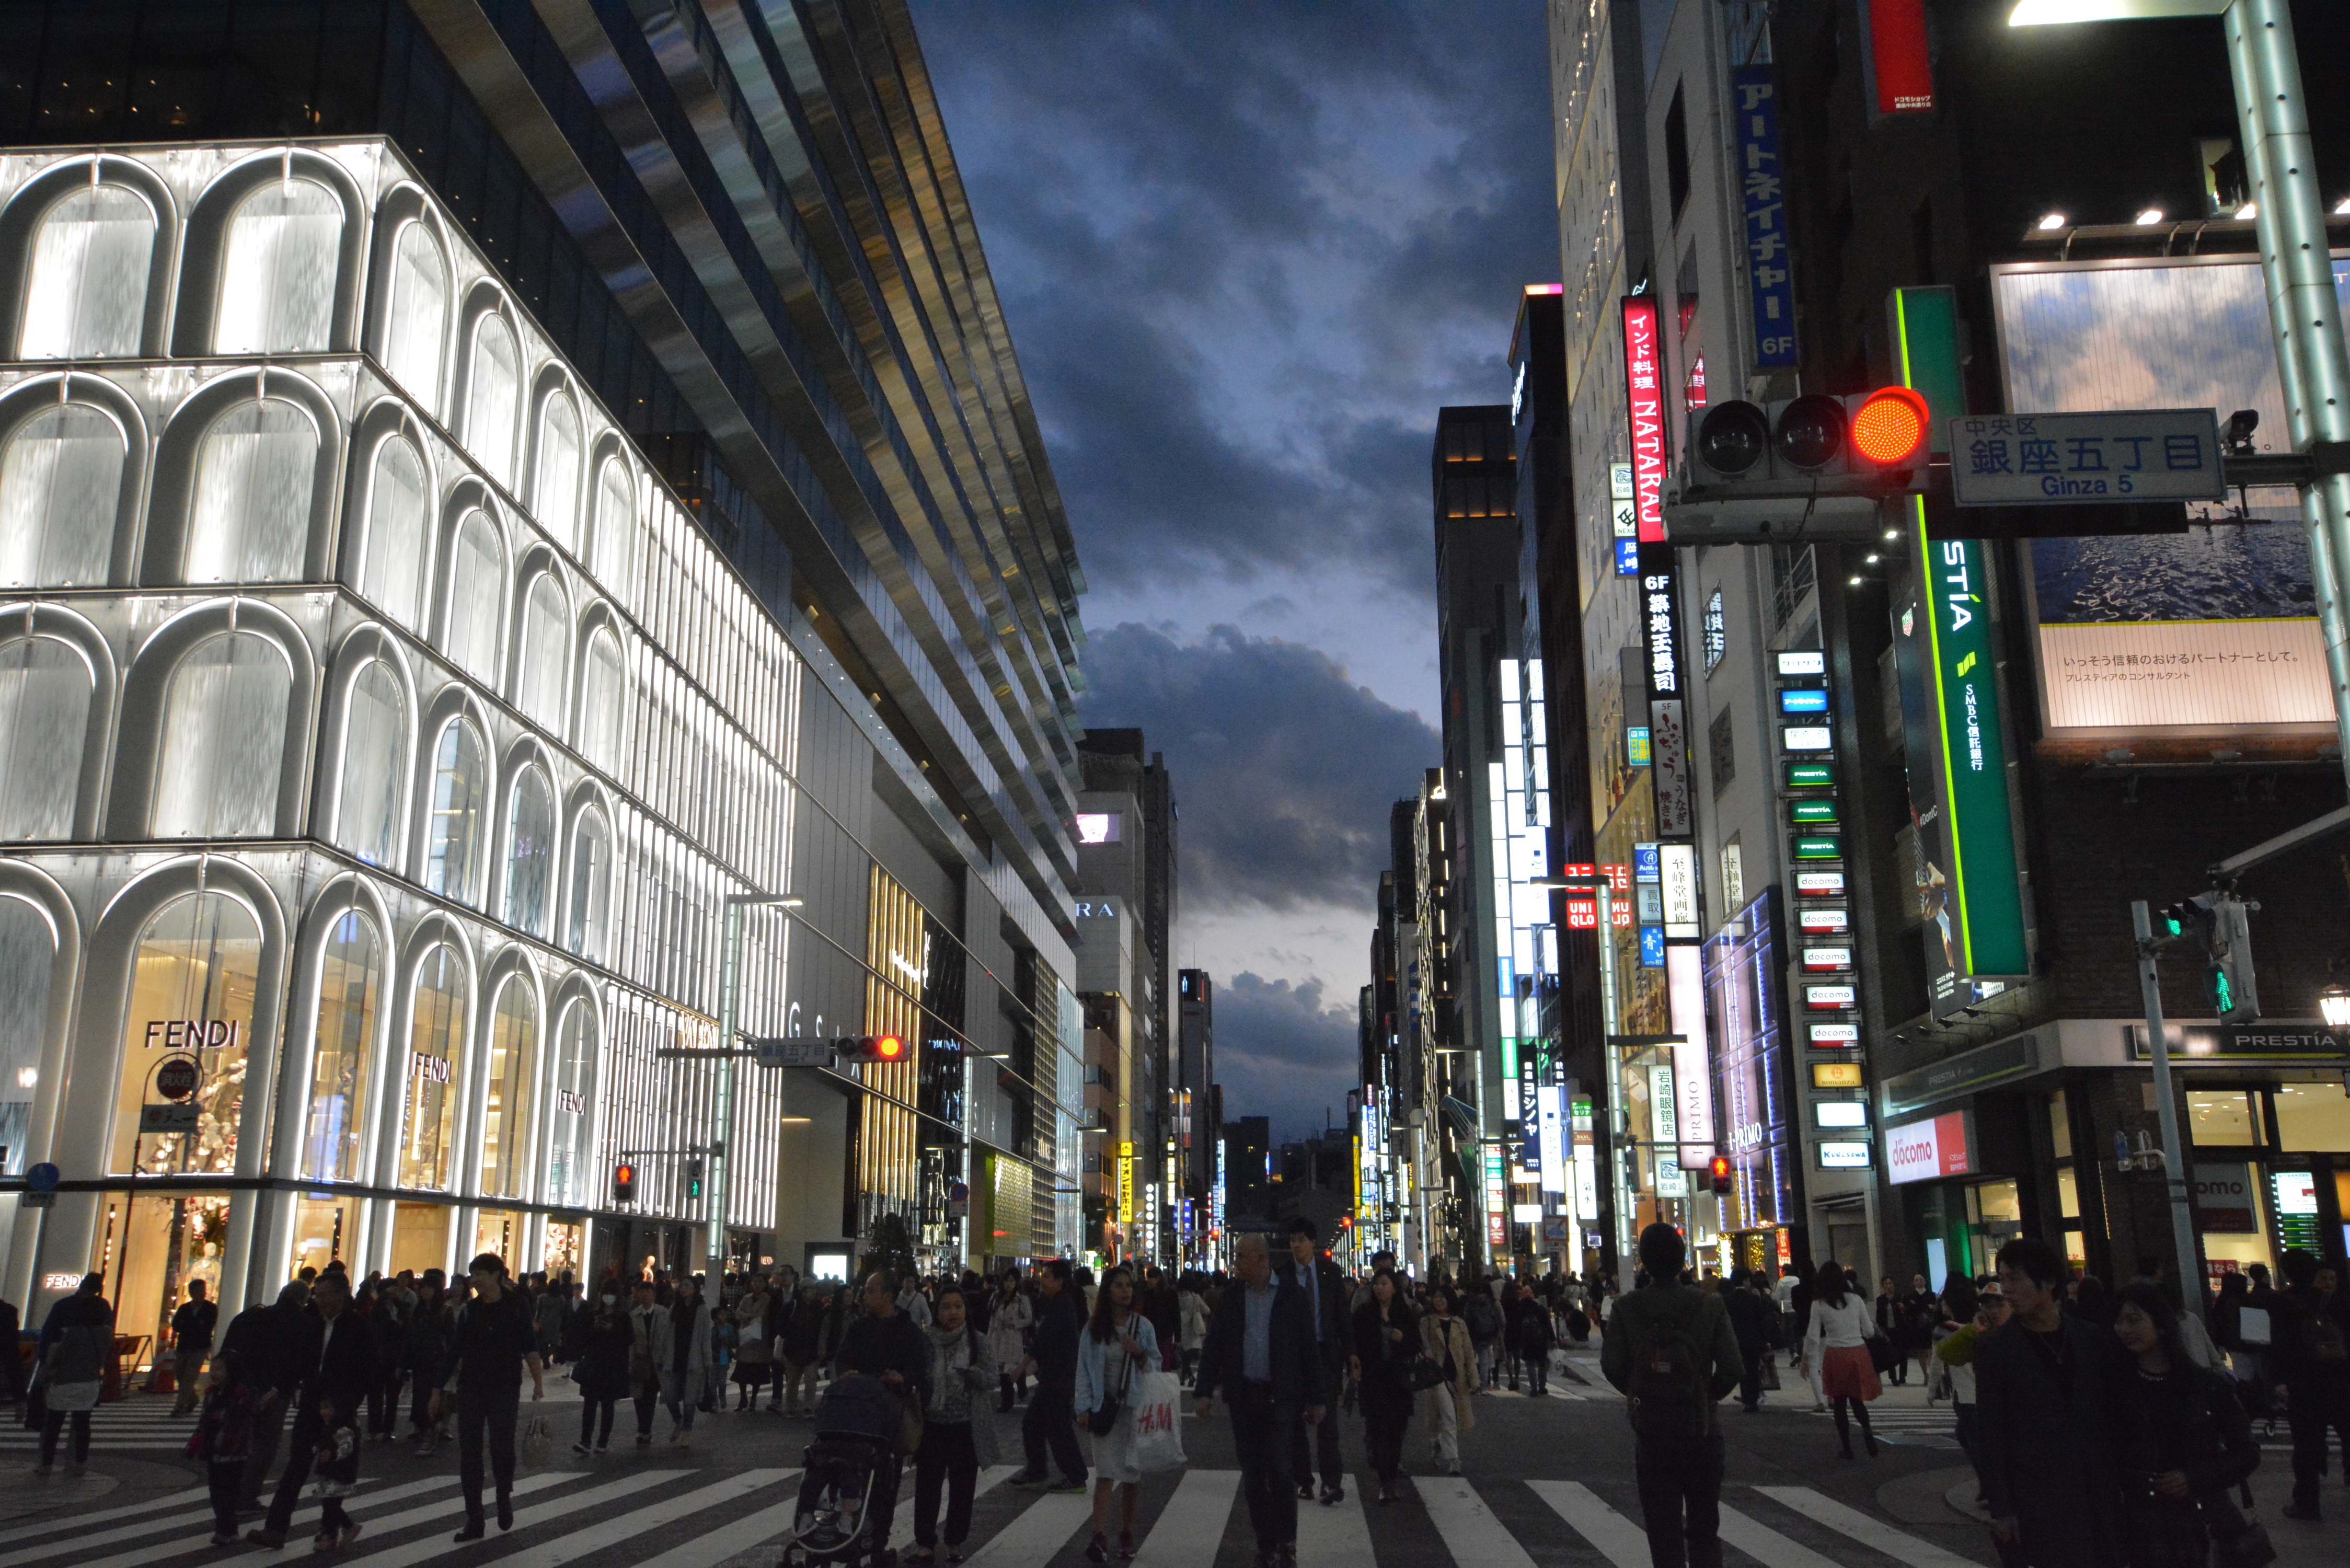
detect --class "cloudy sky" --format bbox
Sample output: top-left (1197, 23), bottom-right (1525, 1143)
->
top-left (912, 1), bottom-right (1554, 1139)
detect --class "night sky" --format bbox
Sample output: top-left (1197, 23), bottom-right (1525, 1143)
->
top-left (913, 1), bottom-right (1554, 1139)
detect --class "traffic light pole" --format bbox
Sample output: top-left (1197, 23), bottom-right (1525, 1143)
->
top-left (2130, 901), bottom-right (2205, 1303)
top-left (706, 892), bottom-right (800, 1274)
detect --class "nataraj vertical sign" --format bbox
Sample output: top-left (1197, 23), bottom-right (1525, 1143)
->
top-left (1623, 297), bottom-right (1666, 543)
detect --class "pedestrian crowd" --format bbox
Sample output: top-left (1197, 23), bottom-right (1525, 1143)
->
top-left (10, 1225), bottom-right (2343, 1568)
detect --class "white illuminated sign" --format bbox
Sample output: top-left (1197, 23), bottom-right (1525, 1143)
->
top-left (1666, 943), bottom-right (1715, 1167)
top-left (1794, 871), bottom-right (1847, 896)
top-left (1075, 813), bottom-right (1120, 845)
top-left (1808, 1022), bottom-right (1861, 1046)
top-left (1799, 907), bottom-right (1850, 933)
top-left (1817, 1142), bottom-right (1873, 1170)
top-left (1815, 1101), bottom-right (1868, 1129)
top-left (1805, 984), bottom-right (1858, 1010)
top-left (1782, 725), bottom-right (1834, 752)
top-left (1802, 947), bottom-right (1854, 972)
top-left (1660, 843), bottom-right (1700, 938)
top-left (1776, 650), bottom-right (1827, 676)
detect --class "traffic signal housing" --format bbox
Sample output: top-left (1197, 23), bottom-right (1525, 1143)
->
top-left (1665, 387), bottom-right (1933, 546)
top-left (684, 1157), bottom-right (704, 1202)
top-left (2150, 892), bottom-right (2260, 1024)
top-left (1708, 1155), bottom-right (1734, 1195)
top-left (613, 1161), bottom-right (637, 1205)
top-left (840, 1034), bottom-right (909, 1064)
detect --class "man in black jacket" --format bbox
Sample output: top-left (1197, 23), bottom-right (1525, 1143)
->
top-left (247, 1273), bottom-right (375, 1549)
top-left (224, 1281), bottom-right (312, 1512)
top-left (434, 1253), bottom-right (546, 1541)
top-left (1602, 1224), bottom-right (1742, 1568)
top-left (1723, 1272), bottom-right (1777, 1413)
top-left (830, 1269), bottom-right (933, 1549)
top-left (168, 1279), bottom-right (217, 1416)
top-left (1974, 1237), bottom-right (2124, 1567)
top-left (1198, 1231), bottom-right (1327, 1568)
top-left (2272, 1248), bottom-right (2349, 1521)
top-left (1010, 1259), bottom-right (1088, 1492)
top-left (1283, 1217), bottom-right (1351, 1503)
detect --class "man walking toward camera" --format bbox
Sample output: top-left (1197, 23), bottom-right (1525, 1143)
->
top-left (1284, 1217), bottom-right (1351, 1504)
top-left (1197, 1231), bottom-right (1327, 1568)
top-left (1602, 1224), bottom-right (1742, 1568)
top-left (433, 1254), bottom-right (545, 1542)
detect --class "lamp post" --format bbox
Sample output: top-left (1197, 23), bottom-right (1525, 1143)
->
top-left (705, 892), bottom-right (801, 1274)
top-left (2012, 0), bottom-right (2350, 791)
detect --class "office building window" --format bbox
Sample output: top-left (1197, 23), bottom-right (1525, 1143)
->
top-left (359, 433), bottom-right (430, 625)
top-left (422, 718), bottom-right (489, 903)
top-left (335, 659), bottom-right (407, 868)
top-left (565, 806), bottom-right (611, 962)
top-left (516, 572), bottom-right (569, 730)
top-left (440, 509), bottom-right (505, 682)
top-left (463, 312), bottom-right (521, 487)
top-left (503, 766), bottom-right (555, 939)
top-left (531, 391), bottom-right (583, 551)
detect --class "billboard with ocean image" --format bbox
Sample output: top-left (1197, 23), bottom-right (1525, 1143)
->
top-left (1991, 256), bottom-right (2346, 737)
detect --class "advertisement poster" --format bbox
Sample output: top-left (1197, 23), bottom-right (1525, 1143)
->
top-left (1992, 257), bottom-right (2349, 736)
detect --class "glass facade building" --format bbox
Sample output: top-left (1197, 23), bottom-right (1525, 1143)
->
top-left (0, 0), bottom-right (1088, 1343)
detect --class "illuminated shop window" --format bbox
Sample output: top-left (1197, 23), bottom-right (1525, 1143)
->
top-left (359, 434), bottom-right (430, 626)
top-left (186, 398), bottom-right (317, 583)
top-left (398, 943), bottom-right (466, 1190)
top-left (422, 718), bottom-right (488, 903)
top-left (0, 893), bottom-right (54, 1175)
top-left (543, 1000), bottom-right (596, 1206)
top-left (480, 974), bottom-right (537, 1199)
top-left (302, 908), bottom-right (381, 1183)
top-left (565, 806), bottom-right (611, 962)
top-left (502, 767), bottom-right (555, 939)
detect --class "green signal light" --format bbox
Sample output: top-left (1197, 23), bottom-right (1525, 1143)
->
top-left (2212, 969), bottom-right (2234, 1010)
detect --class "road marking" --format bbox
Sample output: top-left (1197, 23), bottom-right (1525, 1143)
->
top-left (630, 1497), bottom-right (796, 1568)
top-left (68, 1476), bottom-right (513, 1568)
top-left (337, 1470), bottom-right (682, 1568)
top-left (1525, 1479), bottom-right (1653, 1568)
top-left (960, 1488), bottom-right (1093, 1565)
top-left (1293, 1474), bottom-right (1373, 1568)
top-left (886, 1463), bottom-right (1021, 1551)
top-left (0, 1479), bottom-right (424, 1568)
top-left (1716, 1504), bottom-right (1846, 1568)
top-left (1415, 1476), bottom-right (1537, 1567)
top-left (489, 1468), bottom-right (794, 1568)
top-left (1753, 1486), bottom-right (1985, 1568)
top-left (1133, 1469), bottom-right (1239, 1568)
top-left (0, 1483), bottom-right (211, 1542)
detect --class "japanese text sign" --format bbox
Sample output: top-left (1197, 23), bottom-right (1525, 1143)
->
top-left (1623, 297), bottom-right (1666, 542)
top-left (1733, 67), bottom-right (1795, 367)
top-left (1949, 409), bottom-right (2224, 506)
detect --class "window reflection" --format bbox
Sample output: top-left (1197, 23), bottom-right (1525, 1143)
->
top-left (503, 767), bottom-right (554, 939)
top-left (422, 718), bottom-right (487, 903)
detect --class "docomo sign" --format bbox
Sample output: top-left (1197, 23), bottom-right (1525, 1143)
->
top-left (1887, 1110), bottom-right (1974, 1184)
top-left (1623, 297), bottom-right (1667, 543)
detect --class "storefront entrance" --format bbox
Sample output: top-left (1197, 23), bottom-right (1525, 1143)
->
top-left (91, 1191), bottom-right (231, 1370)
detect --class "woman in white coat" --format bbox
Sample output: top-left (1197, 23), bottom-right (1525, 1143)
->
top-left (986, 1273), bottom-right (1032, 1412)
top-left (660, 1279), bottom-right (714, 1448)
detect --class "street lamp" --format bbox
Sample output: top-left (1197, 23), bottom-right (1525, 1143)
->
top-left (706, 892), bottom-right (803, 1272)
top-left (2318, 983), bottom-right (2350, 1030)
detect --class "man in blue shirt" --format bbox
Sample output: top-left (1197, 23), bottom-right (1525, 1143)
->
top-left (1198, 1232), bottom-right (1326, 1568)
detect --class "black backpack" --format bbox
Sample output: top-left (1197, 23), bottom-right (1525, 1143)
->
top-left (1627, 1293), bottom-right (1715, 1441)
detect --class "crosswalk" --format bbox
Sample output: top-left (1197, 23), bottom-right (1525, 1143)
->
top-left (0, 1396), bottom-right (200, 1454)
top-left (1, 1455), bottom-right (1999, 1567)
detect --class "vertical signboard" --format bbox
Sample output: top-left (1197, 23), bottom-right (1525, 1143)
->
top-left (1623, 297), bottom-right (1667, 543)
top-left (1536, 1086), bottom-right (1567, 1194)
top-left (1641, 543), bottom-right (1692, 835)
top-left (1896, 287), bottom-right (2031, 984)
top-left (1863, 0), bottom-right (1934, 117)
top-left (1732, 67), bottom-right (1796, 367)
top-left (1667, 943), bottom-right (1716, 1171)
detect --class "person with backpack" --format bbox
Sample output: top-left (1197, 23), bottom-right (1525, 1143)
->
top-left (1602, 1224), bottom-right (1742, 1568)
top-left (1462, 1279), bottom-right (1503, 1393)
top-left (1511, 1280), bottom-right (1556, 1396)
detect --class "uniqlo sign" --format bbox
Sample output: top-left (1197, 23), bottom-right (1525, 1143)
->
top-left (1622, 297), bottom-right (1666, 543)
top-left (1887, 1111), bottom-right (1973, 1184)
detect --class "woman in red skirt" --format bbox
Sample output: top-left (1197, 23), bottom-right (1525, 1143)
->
top-left (1801, 1260), bottom-right (1882, 1458)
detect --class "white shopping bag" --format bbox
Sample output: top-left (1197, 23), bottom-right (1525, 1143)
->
top-left (1130, 1370), bottom-right (1186, 1473)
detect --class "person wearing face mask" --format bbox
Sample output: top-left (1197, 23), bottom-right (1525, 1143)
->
top-left (571, 1286), bottom-right (634, 1455)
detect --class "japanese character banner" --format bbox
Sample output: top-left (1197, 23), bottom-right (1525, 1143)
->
top-left (1732, 67), bottom-right (1795, 368)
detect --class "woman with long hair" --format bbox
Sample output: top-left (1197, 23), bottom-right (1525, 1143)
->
top-left (1802, 1259), bottom-right (1882, 1458)
top-left (1419, 1285), bottom-right (1478, 1478)
top-left (1352, 1269), bottom-right (1419, 1502)
top-left (986, 1272), bottom-right (1033, 1412)
top-left (2110, 1282), bottom-right (2261, 1568)
top-left (911, 1286), bottom-right (997, 1564)
top-left (1074, 1265), bottom-right (1157, 1563)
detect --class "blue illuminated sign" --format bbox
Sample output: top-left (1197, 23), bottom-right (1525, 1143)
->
top-left (1779, 688), bottom-right (1829, 714)
top-left (1615, 537), bottom-right (1640, 576)
top-left (1639, 926), bottom-right (1666, 967)
top-left (1734, 66), bottom-right (1796, 368)
top-left (1634, 843), bottom-right (1662, 882)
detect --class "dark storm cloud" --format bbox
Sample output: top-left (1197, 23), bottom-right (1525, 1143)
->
top-left (1077, 622), bottom-right (1439, 909)
top-left (912, 0), bottom-right (1553, 603)
top-left (1211, 971), bottom-right (1361, 1144)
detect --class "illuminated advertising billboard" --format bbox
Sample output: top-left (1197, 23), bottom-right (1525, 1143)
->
top-left (1992, 256), bottom-right (2348, 740)
top-left (1623, 297), bottom-right (1667, 543)
top-left (1703, 890), bottom-right (1796, 1231)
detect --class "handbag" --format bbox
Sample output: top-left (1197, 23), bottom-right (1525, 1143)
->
top-left (519, 1413), bottom-right (554, 1470)
top-left (1407, 1354), bottom-right (1450, 1392)
top-left (1086, 1344), bottom-right (1133, 1437)
top-left (897, 1390), bottom-right (924, 1458)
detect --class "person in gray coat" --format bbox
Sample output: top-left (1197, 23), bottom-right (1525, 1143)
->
top-left (1974, 1238), bottom-right (2124, 1568)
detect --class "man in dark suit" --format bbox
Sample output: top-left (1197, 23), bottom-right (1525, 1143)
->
top-left (247, 1272), bottom-right (376, 1548)
top-left (1197, 1231), bottom-right (1327, 1568)
top-left (1283, 1217), bottom-right (1351, 1503)
top-left (1974, 1237), bottom-right (2124, 1568)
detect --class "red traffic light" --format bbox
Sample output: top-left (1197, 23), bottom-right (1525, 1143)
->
top-left (843, 1034), bottom-right (909, 1063)
top-left (613, 1161), bottom-right (637, 1204)
top-left (1850, 386), bottom-right (1930, 467)
top-left (1708, 1155), bottom-right (1733, 1194)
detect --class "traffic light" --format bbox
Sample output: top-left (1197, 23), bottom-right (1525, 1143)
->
top-left (613, 1161), bottom-right (636, 1205)
top-left (1666, 387), bottom-right (1933, 545)
top-left (1708, 1155), bottom-right (1733, 1195)
top-left (2210, 895), bottom-right (2261, 1023)
top-left (840, 1034), bottom-right (909, 1064)
top-left (685, 1157), bottom-right (704, 1202)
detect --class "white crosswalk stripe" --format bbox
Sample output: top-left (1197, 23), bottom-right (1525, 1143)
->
top-left (885, 1462), bottom-right (1020, 1552)
top-left (1715, 1503), bottom-right (1848, 1568)
top-left (959, 1486), bottom-right (1093, 1564)
top-left (1292, 1473), bottom-right (1373, 1568)
top-left (1133, 1467), bottom-right (1238, 1568)
top-left (13, 1478), bottom-right (431, 1568)
top-left (337, 1469), bottom-right (683, 1568)
top-left (485, 1468), bottom-right (792, 1568)
top-left (1752, 1485), bottom-right (1985, 1568)
top-left (0, 1482), bottom-right (212, 1542)
top-left (1414, 1476), bottom-right (1537, 1567)
top-left (1526, 1478), bottom-right (1654, 1568)
top-left (69, 1475), bottom-right (507, 1568)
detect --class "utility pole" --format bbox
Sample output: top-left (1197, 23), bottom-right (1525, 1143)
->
top-left (2130, 901), bottom-right (2204, 1302)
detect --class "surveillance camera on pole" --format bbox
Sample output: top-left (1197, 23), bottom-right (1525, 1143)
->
top-left (1663, 387), bottom-right (1933, 545)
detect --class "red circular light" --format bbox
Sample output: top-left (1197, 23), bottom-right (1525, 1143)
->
top-left (876, 1035), bottom-right (905, 1060)
top-left (1850, 387), bottom-right (1930, 466)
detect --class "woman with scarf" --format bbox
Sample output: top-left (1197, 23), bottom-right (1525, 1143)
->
top-left (911, 1286), bottom-right (998, 1563)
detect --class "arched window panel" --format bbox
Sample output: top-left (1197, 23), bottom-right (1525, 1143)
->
top-left (0, 635), bottom-right (90, 841)
top-left (503, 767), bottom-right (555, 939)
top-left (186, 397), bottom-right (317, 584)
top-left (591, 456), bottom-right (635, 597)
top-left (113, 891), bottom-right (260, 1176)
top-left (152, 631), bottom-right (291, 839)
top-left (0, 402), bottom-right (125, 589)
top-left (302, 908), bottom-right (380, 1184)
top-left (20, 182), bottom-right (155, 360)
top-left (463, 314), bottom-right (521, 488)
top-left (398, 942), bottom-right (465, 1191)
top-left (422, 718), bottom-right (488, 904)
top-left (214, 178), bottom-right (341, 355)
top-left (334, 660), bottom-right (406, 868)
top-left (359, 434), bottom-right (429, 626)
top-left (0, 892), bottom-right (55, 1174)
top-left (517, 573), bottom-right (568, 730)
top-left (381, 221), bottom-right (447, 406)
top-left (577, 629), bottom-right (625, 773)
top-left (440, 510), bottom-right (504, 682)
top-left (530, 393), bottom-right (582, 551)
top-left (543, 999), bottom-right (595, 1207)
top-left (480, 973), bottom-right (536, 1200)
top-left (565, 805), bottom-right (611, 962)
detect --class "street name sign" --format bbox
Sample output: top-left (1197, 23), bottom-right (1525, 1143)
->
top-left (1948, 409), bottom-right (2224, 506)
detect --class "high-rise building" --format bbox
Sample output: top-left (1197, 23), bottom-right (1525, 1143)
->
top-left (1220, 1115), bottom-right (1273, 1232)
top-left (1175, 969), bottom-right (1215, 1261)
top-left (0, 0), bottom-right (1089, 1335)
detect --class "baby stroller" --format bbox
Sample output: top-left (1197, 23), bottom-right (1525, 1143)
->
top-left (784, 1374), bottom-right (903, 1567)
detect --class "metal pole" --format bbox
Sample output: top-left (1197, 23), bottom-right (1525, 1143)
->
top-left (2226, 0), bottom-right (2350, 787)
top-left (706, 896), bottom-right (747, 1274)
top-left (2131, 902), bottom-right (2204, 1301)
